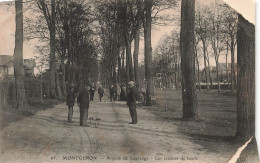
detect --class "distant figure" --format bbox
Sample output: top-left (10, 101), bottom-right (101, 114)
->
top-left (89, 86), bottom-right (95, 101)
top-left (77, 85), bottom-right (90, 126)
top-left (120, 85), bottom-right (127, 101)
top-left (66, 86), bottom-right (76, 123)
top-left (98, 85), bottom-right (104, 102)
top-left (127, 81), bottom-right (137, 124)
top-left (110, 85), bottom-right (116, 102)
top-left (141, 89), bottom-right (146, 105)
top-left (116, 84), bottom-right (121, 101)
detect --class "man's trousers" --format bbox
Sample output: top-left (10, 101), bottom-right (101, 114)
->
top-left (68, 106), bottom-right (73, 122)
top-left (128, 103), bottom-right (137, 124)
top-left (80, 108), bottom-right (88, 126)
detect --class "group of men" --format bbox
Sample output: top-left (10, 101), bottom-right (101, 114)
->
top-left (66, 85), bottom-right (90, 126)
top-left (66, 81), bottom-right (137, 126)
top-left (110, 84), bottom-right (127, 102)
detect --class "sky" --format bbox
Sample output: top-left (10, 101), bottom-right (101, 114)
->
top-left (0, 0), bottom-right (255, 67)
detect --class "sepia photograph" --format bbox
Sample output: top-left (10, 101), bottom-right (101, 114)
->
top-left (0, 0), bottom-right (258, 162)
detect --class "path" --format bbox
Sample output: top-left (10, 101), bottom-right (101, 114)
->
top-left (0, 96), bottom-right (231, 163)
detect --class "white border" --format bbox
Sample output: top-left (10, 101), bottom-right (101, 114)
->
top-left (255, 0), bottom-right (259, 156)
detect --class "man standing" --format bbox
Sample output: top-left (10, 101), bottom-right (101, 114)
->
top-left (89, 86), bottom-right (95, 101)
top-left (127, 81), bottom-right (137, 124)
top-left (116, 83), bottom-right (121, 101)
top-left (66, 86), bottom-right (76, 123)
top-left (77, 85), bottom-right (90, 126)
top-left (98, 85), bottom-right (104, 102)
top-left (120, 85), bottom-right (127, 101)
top-left (110, 85), bottom-right (116, 102)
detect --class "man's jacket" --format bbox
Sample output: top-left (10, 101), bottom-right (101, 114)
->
top-left (77, 90), bottom-right (89, 109)
top-left (127, 87), bottom-right (137, 106)
top-left (98, 87), bottom-right (104, 94)
top-left (67, 91), bottom-right (75, 107)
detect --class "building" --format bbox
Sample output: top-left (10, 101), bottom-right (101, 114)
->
top-left (201, 63), bottom-right (237, 83)
top-left (0, 55), bottom-right (36, 79)
top-left (0, 55), bottom-right (14, 79)
top-left (24, 59), bottom-right (36, 77)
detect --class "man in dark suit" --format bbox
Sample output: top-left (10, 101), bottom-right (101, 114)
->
top-left (77, 85), bottom-right (90, 126)
top-left (89, 87), bottom-right (95, 101)
top-left (110, 85), bottom-right (116, 102)
top-left (66, 86), bottom-right (76, 122)
top-left (127, 81), bottom-right (137, 124)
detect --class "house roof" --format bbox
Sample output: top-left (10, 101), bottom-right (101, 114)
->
top-left (218, 63), bottom-right (227, 71)
top-left (0, 55), bottom-right (36, 69)
top-left (211, 63), bottom-right (227, 72)
top-left (0, 55), bottom-right (13, 66)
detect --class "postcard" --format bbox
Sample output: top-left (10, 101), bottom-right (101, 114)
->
top-left (0, 0), bottom-right (258, 162)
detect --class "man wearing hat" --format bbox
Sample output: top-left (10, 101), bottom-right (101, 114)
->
top-left (77, 85), bottom-right (90, 126)
top-left (127, 81), bottom-right (137, 124)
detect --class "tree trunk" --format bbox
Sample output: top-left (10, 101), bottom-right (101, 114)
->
top-left (40, 67), bottom-right (43, 102)
top-left (202, 41), bottom-right (210, 90)
top-left (117, 48), bottom-right (121, 87)
top-left (226, 41), bottom-right (229, 86)
top-left (49, 0), bottom-right (56, 98)
top-left (55, 69), bottom-right (62, 98)
top-left (133, 28), bottom-right (140, 90)
top-left (113, 62), bottom-right (117, 85)
top-left (124, 34), bottom-right (134, 89)
top-left (14, 0), bottom-right (26, 109)
top-left (195, 50), bottom-right (201, 91)
top-left (216, 58), bottom-right (220, 92)
top-left (231, 39), bottom-right (236, 93)
top-left (236, 14), bottom-right (255, 139)
top-left (121, 47), bottom-right (125, 71)
top-left (180, 0), bottom-right (197, 119)
top-left (206, 50), bottom-right (213, 87)
top-left (128, 44), bottom-right (135, 82)
top-left (143, 0), bottom-right (154, 106)
top-left (125, 43), bottom-right (130, 89)
top-left (61, 56), bottom-right (66, 96)
top-left (174, 55), bottom-right (179, 90)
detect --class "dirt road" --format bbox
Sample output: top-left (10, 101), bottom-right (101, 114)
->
top-left (0, 96), bottom-right (232, 163)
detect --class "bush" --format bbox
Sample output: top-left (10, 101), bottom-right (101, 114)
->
top-left (0, 79), bottom-right (15, 105)
top-left (1, 77), bottom-right (65, 108)
top-left (24, 77), bottom-right (49, 99)
top-left (27, 97), bottom-right (61, 109)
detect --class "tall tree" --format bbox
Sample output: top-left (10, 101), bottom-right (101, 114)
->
top-left (180, 0), bottom-right (197, 119)
top-left (194, 34), bottom-right (201, 91)
top-left (133, 0), bottom-right (142, 90)
top-left (143, 0), bottom-right (154, 106)
top-left (37, 0), bottom-right (57, 98)
top-left (14, 0), bottom-right (26, 109)
top-left (236, 14), bottom-right (255, 139)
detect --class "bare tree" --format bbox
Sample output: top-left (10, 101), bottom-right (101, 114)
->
top-left (208, 2), bottom-right (226, 92)
top-left (180, 0), bottom-right (197, 119)
top-left (195, 6), bottom-right (210, 91)
top-left (221, 3), bottom-right (237, 93)
top-left (37, 0), bottom-right (57, 98)
top-left (14, 0), bottom-right (26, 109)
